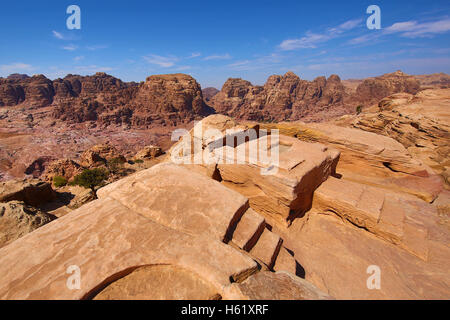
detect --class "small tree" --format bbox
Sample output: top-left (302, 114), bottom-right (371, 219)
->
top-left (72, 168), bottom-right (109, 192)
top-left (356, 105), bottom-right (363, 115)
top-left (53, 176), bottom-right (67, 188)
top-left (107, 157), bottom-right (125, 174)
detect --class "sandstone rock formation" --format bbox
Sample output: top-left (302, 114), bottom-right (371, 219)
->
top-left (43, 159), bottom-right (83, 182)
top-left (202, 87), bottom-right (220, 102)
top-left (130, 74), bottom-right (214, 127)
top-left (335, 88), bottom-right (450, 190)
top-left (133, 145), bottom-right (163, 161)
top-left (79, 144), bottom-right (125, 168)
top-left (210, 72), bottom-right (348, 122)
top-left (0, 201), bottom-right (56, 248)
top-left (0, 72), bottom-right (213, 128)
top-left (355, 70), bottom-right (420, 104)
top-left (0, 163), bottom-right (324, 300)
top-left (0, 179), bottom-right (56, 206)
top-left (209, 70), bottom-right (422, 122)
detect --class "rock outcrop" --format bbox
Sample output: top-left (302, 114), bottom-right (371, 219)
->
top-left (210, 72), bottom-right (348, 122)
top-left (355, 70), bottom-right (420, 104)
top-left (0, 201), bottom-right (56, 248)
top-left (133, 145), bottom-right (163, 161)
top-left (0, 163), bottom-right (324, 300)
top-left (202, 87), bottom-right (220, 102)
top-left (43, 159), bottom-right (83, 182)
top-left (79, 144), bottom-right (125, 168)
top-left (0, 179), bottom-right (56, 206)
top-left (209, 70), bottom-right (422, 122)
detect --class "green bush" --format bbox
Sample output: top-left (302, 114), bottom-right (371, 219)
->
top-left (107, 157), bottom-right (125, 173)
top-left (53, 176), bottom-right (68, 188)
top-left (72, 168), bottom-right (109, 191)
top-left (356, 105), bottom-right (363, 115)
top-left (134, 159), bottom-right (144, 164)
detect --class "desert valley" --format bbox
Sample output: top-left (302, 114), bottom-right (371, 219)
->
top-left (0, 69), bottom-right (449, 300)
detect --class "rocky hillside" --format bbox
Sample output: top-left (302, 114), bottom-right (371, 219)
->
top-left (209, 70), bottom-right (422, 122)
top-left (0, 106), bottom-right (448, 299)
top-left (0, 72), bottom-right (213, 127)
top-left (202, 87), bottom-right (220, 102)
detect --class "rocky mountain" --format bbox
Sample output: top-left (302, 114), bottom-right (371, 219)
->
top-left (209, 70), bottom-right (422, 122)
top-left (0, 72), bottom-right (213, 128)
top-left (415, 72), bottom-right (450, 89)
top-left (202, 87), bottom-right (220, 102)
top-left (354, 70), bottom-right (421, 103)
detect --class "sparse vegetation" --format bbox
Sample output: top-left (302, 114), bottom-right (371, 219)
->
top-left (107, 157), bottom-right (125, 174)
top-left (71, 168), bottom-right (109, 192)
top-left (53, 176), bottom-right (67, 188)
top-left (356, 105), bottom-right (363, 115)
top-left (134, 159), bottom-right (144, 164)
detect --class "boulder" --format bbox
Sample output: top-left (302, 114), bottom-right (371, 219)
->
top-left (0, 179), bottom-right (56, 206)
top-left (0, 201), bottom-right (56, 248)
top-left (79, 144), bottom-right (125, 168)
top-left (227, 271), bottom-right (333, 300)
top-left (133, 145), bottom-right (163, 161)
top-left (43, 159), bottom-right (83, 182)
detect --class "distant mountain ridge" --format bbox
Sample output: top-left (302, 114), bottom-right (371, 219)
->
top-left (1, 70), bottom-right (445, 125)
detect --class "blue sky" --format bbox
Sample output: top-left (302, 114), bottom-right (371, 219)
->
top-left (1, 0), bottom-right (449, 88)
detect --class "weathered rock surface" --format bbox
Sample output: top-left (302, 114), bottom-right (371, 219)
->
top-left (0, 201), bottom-right (56, 248)
top-left (133, 145), bottom-right (163, 160)
top-left (202, 87), bottom-right (220, 102)
top-left (210, 72), bottom-right (348, 122)
top-left (216, 135), bottom-right (340, 226)
top-left (228, 271), bottom-right (333, 300)
top-left (335, 88), bottom-right (450, 191)
top-left (313, 177), bottom-right (448, 261)
top-left (209, 70), bottom-right (422, 122)
top-left (79, 144), bottom-right (125, 168)
top-left (93, 265), bottom-right (221, 300)
top-left (0, 74), bottom-right (54, 107)
top-left (260, 121), bottom-right (443, 203)
top-left (355, 70), bottom-right (420, 105)
top-left (0, 179), bottom-right (56, 206)
top-left (273, 212), bottom-right (450, 299)
top-left (0, 163), bottom-right (315, 300)
top-left (43, 159), bottom-right (83, 182)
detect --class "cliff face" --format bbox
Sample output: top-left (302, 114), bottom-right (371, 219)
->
top-left (209, 70), bottom-right (424, 122)
top-left (210, 72), bottom-right (347, 122)
top-left (0, 72), bottom-right (214, 127)
top-left (130, 74), bottom-right (214, 126)
top-left (355, 70), bottom-right (421, 103)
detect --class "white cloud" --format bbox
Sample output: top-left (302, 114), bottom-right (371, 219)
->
top-left (328, 19), bottom-right (363, 34)
top-left (204, 53), bottom-right (232, 60)
top-left (279, 32), bottom-right (329, 50)
top-left (86, 45), bottom-right (108, 51)
top-left (0, 62), bottom-right (35, 76)
top-left (52, 30), bottom-right (64, 40)
top-left (187, 52), bottom-right (201, 59)
top-left (74, 56), bottom-right (84, 62)
top-left (143, 54), bottom-right (178, 67)
top-left (384, 18), bottom-right (450, 37)
top-left (279, 19), bottom-right (362, 51)
top-left (62, 44), bottom-right (77, 51)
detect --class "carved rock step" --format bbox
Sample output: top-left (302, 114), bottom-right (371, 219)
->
top-left (231, 208), bottom-right (266, 251)
top-left (249, 228), bottom-right (283, 270)
top-left (273, 247), bottom-right (297, 275)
